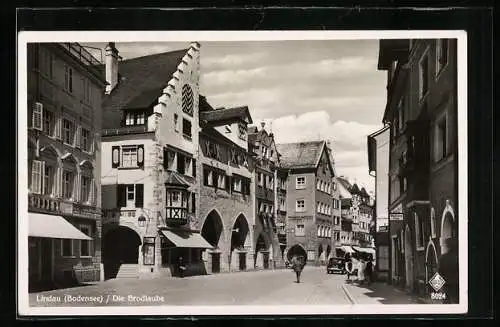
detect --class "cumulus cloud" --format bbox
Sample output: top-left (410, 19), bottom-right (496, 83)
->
top-left (202, 52), bottom-right (268, 70)
top-left (202, 56), bottom-right (377, 89)
top-left (264, 111), bottom-right (382, 193)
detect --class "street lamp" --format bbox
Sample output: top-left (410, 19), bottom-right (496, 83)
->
top-left (138, 215), bottom-right (146, 227)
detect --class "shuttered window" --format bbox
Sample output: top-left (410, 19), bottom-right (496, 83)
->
top-left (30, 160), bottom-right (43, 194)
top-left (135, 184), bottom-right (144, 208)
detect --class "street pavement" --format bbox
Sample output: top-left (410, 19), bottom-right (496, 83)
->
top-left (29, 266), bottom-right (422, 307)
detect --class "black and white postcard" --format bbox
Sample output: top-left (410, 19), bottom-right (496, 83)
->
top-left (17, 30), bottom-right (468, 316)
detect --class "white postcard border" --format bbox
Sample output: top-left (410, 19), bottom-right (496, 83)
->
top-left (17, 30), bottom-right (468, 316)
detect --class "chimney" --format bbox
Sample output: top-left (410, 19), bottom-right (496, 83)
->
top-left (105, 42), bottom-right (119, 94)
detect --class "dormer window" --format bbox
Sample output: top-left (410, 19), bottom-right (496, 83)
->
top-left (124, 111), bottom-right (147, 126)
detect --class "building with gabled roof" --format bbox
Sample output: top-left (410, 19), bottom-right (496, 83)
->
top-left (100, 42), bottom-right (216, 280)
top-left (276, 140), bottom-right (340, 265)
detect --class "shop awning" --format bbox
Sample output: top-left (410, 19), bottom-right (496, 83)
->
top-left (29, 213), bottom-right (92, 240)
top-left (352, 246), bottom-right (376, 256)
top-left (161, 230), bottom-right (214, 249)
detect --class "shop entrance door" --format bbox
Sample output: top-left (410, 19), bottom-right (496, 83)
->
top-left (211, 253), bottom-right (220, 273)
top-left (40, 238), bottom-right (52, 281)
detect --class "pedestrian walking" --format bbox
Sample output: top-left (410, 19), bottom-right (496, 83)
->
top-left (365, 256), bottom-right (374, 285)
top-left (357, 257), bottom-right (366, 285)
top-left (290, 255), bottom-right (306, 283)
top-left (344, 254), bottom-right (354, 283)
top-left (178, 256), bottom-right (186, 278)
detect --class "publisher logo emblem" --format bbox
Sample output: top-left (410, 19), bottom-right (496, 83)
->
top-left (429, 272), bottom-right (446, 292)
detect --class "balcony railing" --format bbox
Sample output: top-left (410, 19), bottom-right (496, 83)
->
top-left (102, 125), bottom-right (149, 136)
top-left (58, 43), bottom-right (102, 67)
top-left (29, 193), bottom-right (101, 219)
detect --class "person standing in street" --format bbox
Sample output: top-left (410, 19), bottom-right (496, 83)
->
top-left (365, 256), bottom-right (374, 285)
top-left (290, 255), bottom-right (306, 283)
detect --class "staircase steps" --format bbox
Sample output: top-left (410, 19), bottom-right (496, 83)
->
top-left (115, 264), bottom-right (139, 279)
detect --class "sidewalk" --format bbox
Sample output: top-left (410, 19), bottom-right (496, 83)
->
top-left (342, 281), bottom-right (426, 305)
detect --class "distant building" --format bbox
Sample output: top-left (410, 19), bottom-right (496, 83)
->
top-left (248, 123), bottom-right (284, 268)
top-left (378, 38), bottom-right (458, 301)
top-left (336, 177), bottom-right (374, 249)
top-left (27, 43), bottom-right (106, 291)
top-left (276, 141), bottom-right (338, 265)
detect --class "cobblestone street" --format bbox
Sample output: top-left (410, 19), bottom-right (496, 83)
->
top-left (29, 266), bottom-right (423, 307)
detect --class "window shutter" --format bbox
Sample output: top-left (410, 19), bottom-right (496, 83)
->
top-left (32, 102), bottom-right (43, 131)
top-left (212, 170), bottom-right (218, 189)
top-left (112, 146), bottom-right (120, 168)
top-left (117, 184), bottom-right (126, 207)
top-left (137, 145), bottom-right (144, 168)
top-left (203, 167), bottom-right (209, 186)
top-left (75, 126), bottom-right (81, 149)
top-left (31, 160), bottom-right (42, 194)
top-left (191, 193), bottom-right (196, 214)
top-left (135, 184), bottom-right (144, 208)
top-left (192, 158), bottom-right (196, 178)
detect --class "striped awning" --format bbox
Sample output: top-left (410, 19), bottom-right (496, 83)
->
top-left (29, 213), bottom-right (92, 240)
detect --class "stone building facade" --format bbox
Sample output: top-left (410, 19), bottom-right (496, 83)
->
top-left (197, 106), bottom-right (255, 273)
top-left (27, 43), bottom-right (106, 291)
top-left (378, 38), bottom-right (458, 302)
top-left (100, 42), bottom-right (213, 279)
top-left (248, 123), bottom-right (284, 268)
top-left (276, 141), bottom-right (338, 265)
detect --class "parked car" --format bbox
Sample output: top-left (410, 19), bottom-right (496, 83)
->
top-left (326, 257), bottom-right (346, 274)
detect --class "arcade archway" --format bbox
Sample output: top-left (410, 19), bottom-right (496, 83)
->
top-left (201, 210), bottom-right (224, 273)
top-left (404, 224), bottom-right (414, 291)
top-left (440, 211), bottom-right (456, 254)
top-left (425, 240), bottom-right (439, 284)
top-left (103, 226), bottom-right (141, 279)
top-left (255, 233), bottom-right (270, 269)
top-left (201, 210), bottom-right (224, 248)
top-left (231, 214), bottom-right (250, 271)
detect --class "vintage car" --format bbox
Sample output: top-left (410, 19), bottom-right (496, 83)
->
top-left (326, 257), bottom-right (346, 274)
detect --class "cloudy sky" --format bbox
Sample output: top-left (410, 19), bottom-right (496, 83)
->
top-left (85, 40), bottom-right (387, 193)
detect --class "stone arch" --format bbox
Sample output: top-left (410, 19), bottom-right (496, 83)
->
top-left (102, 225), bottom-right (142, 279)
top-left (201, 209), bottom-right (225, 249)
top-left (425, 239), bottom-right (439, 283)
top-left (61, 152), bottom-right (78, 165)
top-left (287, 243), bottom-right (307, 261)
top-left (79, 159), bottom-right (94, 170)
top-left (231, 214), bottom-right (250, 251)
top-left (40, 144), bottom-right (61, 158)
top-left (440, 200), bottom-right (456, 254)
